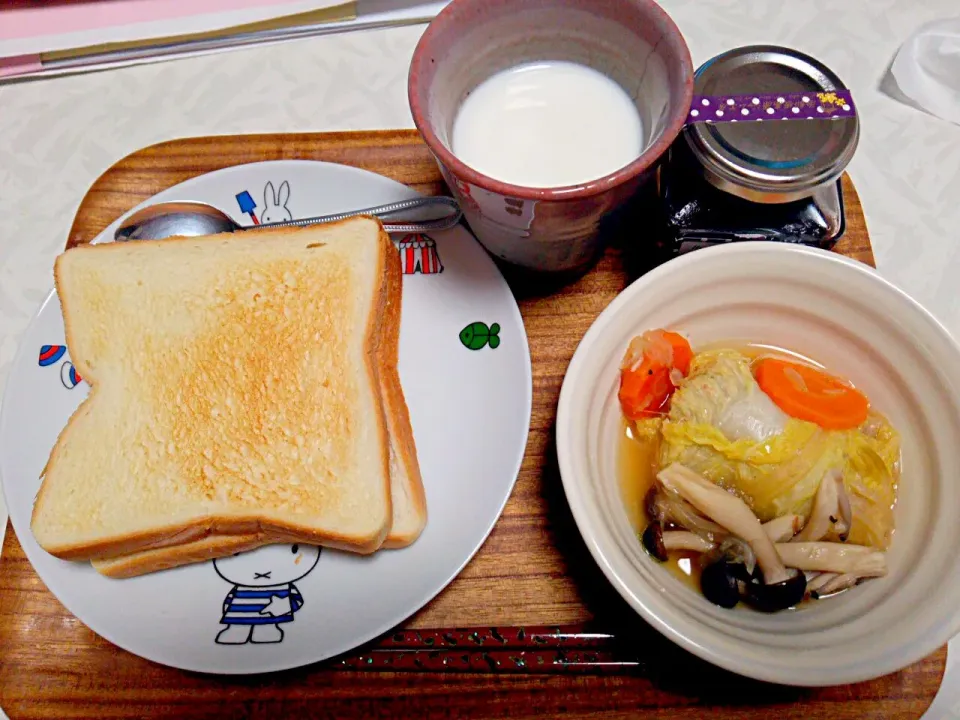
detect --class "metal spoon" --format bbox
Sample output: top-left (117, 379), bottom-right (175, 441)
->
top-left (114, 196), bottom-right (462, 242)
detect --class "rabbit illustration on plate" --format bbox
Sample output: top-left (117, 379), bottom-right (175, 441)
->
top-left (214, 543), bottom-right (321, 645)
top-left (261, 180), bottom-right (292, 223)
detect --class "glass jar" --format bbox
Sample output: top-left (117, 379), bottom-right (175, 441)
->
top-left (657, 45), bottom-right (859, 255)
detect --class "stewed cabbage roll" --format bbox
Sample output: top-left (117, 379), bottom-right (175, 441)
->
top-left (657, 350), bottom-right (899, 549)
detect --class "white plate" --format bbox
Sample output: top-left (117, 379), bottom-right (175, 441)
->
top-left (0, 160), bottom-right (532, 674)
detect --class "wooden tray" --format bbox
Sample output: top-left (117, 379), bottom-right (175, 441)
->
top-left (0, 130), bottom-right (945, 719)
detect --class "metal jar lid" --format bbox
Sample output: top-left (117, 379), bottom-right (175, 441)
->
top-left (684, 45), bottom-right (859, 203)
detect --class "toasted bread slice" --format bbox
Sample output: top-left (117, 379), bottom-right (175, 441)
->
top-left (92, 297), bottom-right (427, 577)
top-left (33, 218), bottom-right (399, 559)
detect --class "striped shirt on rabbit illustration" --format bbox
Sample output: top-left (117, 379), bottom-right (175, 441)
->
top-left (261, 180), bottom-right (293, 223)
top-left (214, 543), bottom-right (321, 645)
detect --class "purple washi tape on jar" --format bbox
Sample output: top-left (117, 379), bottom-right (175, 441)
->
top-left (687, 90), bottom-right (856, 124)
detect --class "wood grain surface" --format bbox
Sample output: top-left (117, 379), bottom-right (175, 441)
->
top-left (0, 130), bottom-right (944, 719)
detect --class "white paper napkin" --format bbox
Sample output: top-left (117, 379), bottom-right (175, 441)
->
top-left (890, 17), bottom-right (960, 125)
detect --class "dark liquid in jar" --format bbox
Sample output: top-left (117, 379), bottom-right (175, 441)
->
top-left (657, 139), bottom-right (846, 256)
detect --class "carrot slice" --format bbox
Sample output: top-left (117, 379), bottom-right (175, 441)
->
top-left (618, 330), bottom-right (693, 419)
top-left (754, 358), bottom-right (869, 430)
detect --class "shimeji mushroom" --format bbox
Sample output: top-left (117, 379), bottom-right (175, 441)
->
top-left (642, 524), bottom-right (718, 560)
top-left (774, 542), bottom-right (887, 577)
top-left (813, 573), bottom-right (861, 597)
top-left (644, 488), bottom-right (795, 553)
top-left (762, 514), bottom-right (803, 543)
top-left (646, 487), bottom-right (727, 538)
top-left (794, 469), bottom-right (841, 542)
top-left (794, 470), bottom-right (852, 543)
top-left (804, 572), bottom-right (839, 597)
top-left (657, 463), bottom-right (791, 585)
top-left (657, 464), bottom-right (808, 611)
top-left (662, 531), bottom-right (716, 553)
top-left (651, 463), bottom-right (881, 611)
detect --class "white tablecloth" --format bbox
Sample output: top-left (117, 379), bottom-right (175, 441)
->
top-left (1, 1), bottom-right (958, 713)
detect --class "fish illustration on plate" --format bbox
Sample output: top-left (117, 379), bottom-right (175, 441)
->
top-left (460, 322), bottom-right (500, 350)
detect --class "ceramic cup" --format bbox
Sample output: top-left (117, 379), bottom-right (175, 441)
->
top-left (408, 0), bottom-right (693, 274)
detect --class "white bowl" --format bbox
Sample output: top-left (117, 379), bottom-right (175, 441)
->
top-left (556, 242), bottom-right (960, 686)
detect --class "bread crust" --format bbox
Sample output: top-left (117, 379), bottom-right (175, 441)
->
top-left (376, 232), bottom-right (427, 548)
top-left (95, 533), bottom-right (266, 579)
top-left (33, 219), bottom-right (398, 559)
top-left (360, 223), bottom-right (396, 550)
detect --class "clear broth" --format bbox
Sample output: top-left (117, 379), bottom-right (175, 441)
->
top-left (619, 416), bottom-right (703, 590)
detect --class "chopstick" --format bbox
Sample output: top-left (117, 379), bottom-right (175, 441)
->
top-left (3, 3), bottom-right (444, 80)
top-left (332, 626), bottom-right (643, 674)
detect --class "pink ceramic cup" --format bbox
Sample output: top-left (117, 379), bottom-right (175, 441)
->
top-left (408, 0), bottom-right (693, 274)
